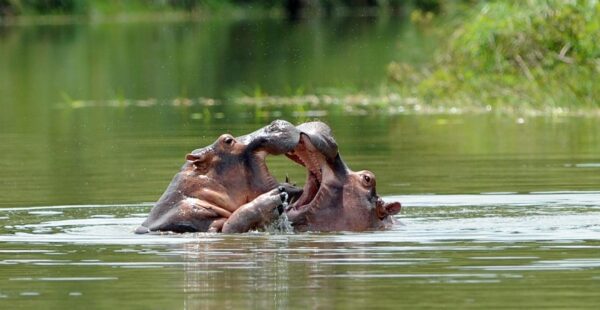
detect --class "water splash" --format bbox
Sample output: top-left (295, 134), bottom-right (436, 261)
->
top-left (266, 212), bottom-right (294, 234)
top-left (265, 194), bottom-right (294, 233)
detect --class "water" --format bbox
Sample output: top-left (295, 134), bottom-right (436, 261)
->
top-left (1, 194), bottom-right (599, 308)
top-left (2, 17), bottom-right (600, 308)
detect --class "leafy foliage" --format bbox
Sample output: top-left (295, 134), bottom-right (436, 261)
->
top-left (389, 0), bottom-right (600, 108)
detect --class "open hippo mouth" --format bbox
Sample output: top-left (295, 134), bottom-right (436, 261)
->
top-left (284, 122), bottom-right (339, 212)
top-left (283, 121), bottom-right (402, 231)
top-left (236, 119), bottom-right (304, 194)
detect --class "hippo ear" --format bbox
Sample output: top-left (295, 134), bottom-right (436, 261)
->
top-left (376, 201), bottom-right (401, 219)
top-left (186, 153), bottom-right (200, 162)
top-left (186, 153), bottom-right (207, 168)
top-left (385, 202), bottom-right (402, 215)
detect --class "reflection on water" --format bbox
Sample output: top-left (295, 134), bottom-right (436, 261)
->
top-left (1, 111), bottom-right (600, 208)
top-left (0, 17), bottom-right (428, 104)
top-left (1, 193), bottom-right (600, 308)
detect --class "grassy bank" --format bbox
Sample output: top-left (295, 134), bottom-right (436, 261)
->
top-left (389, 0), bottom-right (600, 109)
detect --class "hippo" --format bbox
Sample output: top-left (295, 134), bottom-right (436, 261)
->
top-left (284, 121), bottom-right (402, 231)
top-left (135, 120), bottom-right (303, 234)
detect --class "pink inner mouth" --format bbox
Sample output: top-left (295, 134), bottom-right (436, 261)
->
top-left (285, 135), bottom-right (329, 211)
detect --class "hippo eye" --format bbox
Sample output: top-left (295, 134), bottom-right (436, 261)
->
top-left (361, 174), bottom-right (372, 187)
top-left (223, 136), bottom-right (234, 145)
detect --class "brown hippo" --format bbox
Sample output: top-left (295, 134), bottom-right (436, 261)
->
top-left (284, 121), bottom-right (402, 232)
top-left (135, 120), bottom-right (302, 234)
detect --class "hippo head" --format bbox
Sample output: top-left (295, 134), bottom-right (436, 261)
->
top-left (184, 119), bottom-right (300, 200)
top-left (137, 120), bottom-right (300, 233)
top-left (342, 170), bottom-right (402, 230)
top-left (285, 121), bottom-right (401, 232)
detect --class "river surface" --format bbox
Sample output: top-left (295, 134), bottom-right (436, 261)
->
top-left (1, 17), bottom-right (600, 309)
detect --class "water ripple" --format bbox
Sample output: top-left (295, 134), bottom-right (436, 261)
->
top-left (0, 193), bottom-right (598, 246)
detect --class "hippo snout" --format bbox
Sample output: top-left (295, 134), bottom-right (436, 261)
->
top-left (239, 120), bottom-right (301, 155)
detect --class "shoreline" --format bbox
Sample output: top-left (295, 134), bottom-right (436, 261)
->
top-left (55, 93), bottom-right (600, 118)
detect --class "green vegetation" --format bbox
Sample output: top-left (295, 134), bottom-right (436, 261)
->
top-left (0, 0), bottom-right (438, 21)
top-left (389, 0), bottom-right (600, 109)
top-left (3, 0), bottom-right (598, 112)
top-left (0, 0), bottom-right (272, 20)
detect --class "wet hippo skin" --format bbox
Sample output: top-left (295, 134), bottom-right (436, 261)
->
top-left (135, 120), bottom-right (401, 234)
top-left (135, 120), bottom-right (301, 233)
top-left (285, 121), bottom-right (402, 232)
